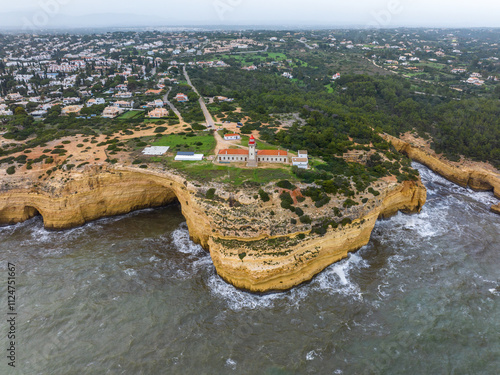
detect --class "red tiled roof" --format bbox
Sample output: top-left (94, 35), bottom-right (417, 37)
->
top-left (218, 149), bottom-right (248, 155)
top-left (257, 150), bottom-right (288, 156)
top-left (224, 133), bottom-right (240, 137)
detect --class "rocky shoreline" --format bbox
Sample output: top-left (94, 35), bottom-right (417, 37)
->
top-left (0, 164), bottom-right (426, 292)
top-left (384, 134), bottom-right (500, 213)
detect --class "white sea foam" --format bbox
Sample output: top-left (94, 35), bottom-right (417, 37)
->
top-left (206, 251), bottom-right (368, 311)
top-left (124, 269), bottom-right (137, 277)
top-left (306, 350), bottom-right (319, 361)
top-left (171, 223), bottom-right (204, 255)
top-left (225, 358), bottom-right (237, 370)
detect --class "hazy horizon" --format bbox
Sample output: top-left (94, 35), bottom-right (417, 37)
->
top-left (1, 0), bottom-right (500, 30)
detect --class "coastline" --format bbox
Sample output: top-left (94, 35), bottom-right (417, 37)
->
top-left (383, 134), bottom-right (500, 212)
top-left (0, 163), bottom-right (425, 292)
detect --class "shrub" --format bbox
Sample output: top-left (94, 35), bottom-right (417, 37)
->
top-left (279, 192), bottom-right (294, 210)
top-left (258, 189), bottom-right (270, 202)
top-left (299, 215), bottom-right (311, 224)
top-left (340, 218), bottom-right (352, 226)
top-left (6, 166), bottom-right (15, 175)
top-left (290, 218), bottom-right (297, 225)
top-left (368, 187), bottom-right (380, 196)
top-left (343, 198), bottom-right (359, 208)
top-left (154, 126), bottom-right (167, 133)
top-left (206, 188), bottom-right (216, 199)
top-left (294, 207), bottom-right (304, 217)
top-left (276, 180), bottom-right (297, 190)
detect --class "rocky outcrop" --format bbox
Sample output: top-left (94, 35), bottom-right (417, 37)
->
top-left (384, 135), bottom-right (500, 213)
top-left (491, 203), bottom-right (500, 215)
top-left (0, 166), bottom-right (212, 247)
top-left (208, 180), bottom-right (425, 292)
top-left (0, 165), bottom-right (426, 292)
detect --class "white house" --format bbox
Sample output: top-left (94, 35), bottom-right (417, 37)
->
top-left (292, 150), bottom-right (308, 169)
top-left (87, 98), bottom-right (105, 106)
top-left (224, 133), bottom-right (241, 141)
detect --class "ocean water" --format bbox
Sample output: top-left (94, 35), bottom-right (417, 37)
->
top-left (0, 163), bottom-right (499, 375)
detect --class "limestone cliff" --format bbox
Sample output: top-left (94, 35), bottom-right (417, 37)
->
top-left (0, 165), bottom-right (425, 292)
top-left (383, 134), bottom-right (500, 213)
top-left (208, 179), bottom-right (425, 292)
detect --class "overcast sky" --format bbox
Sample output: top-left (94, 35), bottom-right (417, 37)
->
top-left (4, 0), bottom-right (500, 27)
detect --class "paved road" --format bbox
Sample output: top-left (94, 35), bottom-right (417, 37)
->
top-left (230, 45), bottom-right (269, 55)
top-left (163, 87), bottom-right (183, 121)
top-left (183, 65), bottom-right (215, 127)
top-left (297, 40), bottom-right (314, 50)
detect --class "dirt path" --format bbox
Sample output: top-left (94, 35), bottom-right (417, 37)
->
top-left (163, 87), bottom-right (184, 122)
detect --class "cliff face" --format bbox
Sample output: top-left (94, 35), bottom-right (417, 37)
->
top-left (0, 166), bottom-right (212, 248)
top-left (208, 180), bottom-right (425, 292)
top-left (0, 165), bottom-right (425, 292)
top-left (384, 135), bottom-right (500, 212)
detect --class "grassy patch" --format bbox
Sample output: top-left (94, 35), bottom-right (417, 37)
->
top-left (170, 160), bottom-right (295, 186)
top-left (240, 135), bottom-right (280, 150)
top-left (153, 133), bottom-right (216, 154)
top-left (117, 110), bottom-right (144, 119)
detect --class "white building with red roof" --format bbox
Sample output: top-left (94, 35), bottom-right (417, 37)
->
top-left (217, 135), bottom-right (288, 167)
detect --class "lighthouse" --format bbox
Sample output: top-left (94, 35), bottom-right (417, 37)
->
top-left (247, 135), bottom-right (258, 167)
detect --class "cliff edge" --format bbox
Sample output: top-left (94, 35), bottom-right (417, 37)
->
top-left (0, 165), bottom-right (425, 292)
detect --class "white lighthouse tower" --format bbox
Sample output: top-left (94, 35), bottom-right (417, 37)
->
top-left (247, 135), bottom-right (258, 167)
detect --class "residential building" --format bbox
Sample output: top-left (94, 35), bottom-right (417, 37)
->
top-left (102, 106), bottom-right (123, 118)
top-left (87, 98), bottom-right (105, 106)
top-left (175, 93), bottom-right (188, 102)
top-left (147, 108), bottom-right (169, 118)
top-left (61, 105), bottom-right (83, 116)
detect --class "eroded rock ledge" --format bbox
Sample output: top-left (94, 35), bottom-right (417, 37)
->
top-left (384, 134), bottom-right (500, 213)
top-left (0, 165), bottom-right (426, 292)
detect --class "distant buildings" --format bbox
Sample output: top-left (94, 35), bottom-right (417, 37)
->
top-left (175, 93), bottom-right (188, 102)
top-left (87, 98), bottom-right (105, 106)
top-left (102, 106), bottom-right (122, 118)
top-left (147, 108), bottom-right (169, 118)
top-left (61, 105), bottom-right (83, 116)
top-left (215, 96), bottom-right (234, 102)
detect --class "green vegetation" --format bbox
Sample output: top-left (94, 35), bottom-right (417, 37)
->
top-left (258, 189), bottom-right (270, 202)
top-left (206, 188), bottom-right (216, 199)
top-left (153, 133), bottom-right (216, 154)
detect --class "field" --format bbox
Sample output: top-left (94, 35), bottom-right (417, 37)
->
top-left (153, 133), bottom-right (216, 154)
top-left (168, 160), bottom-right (296, 186)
